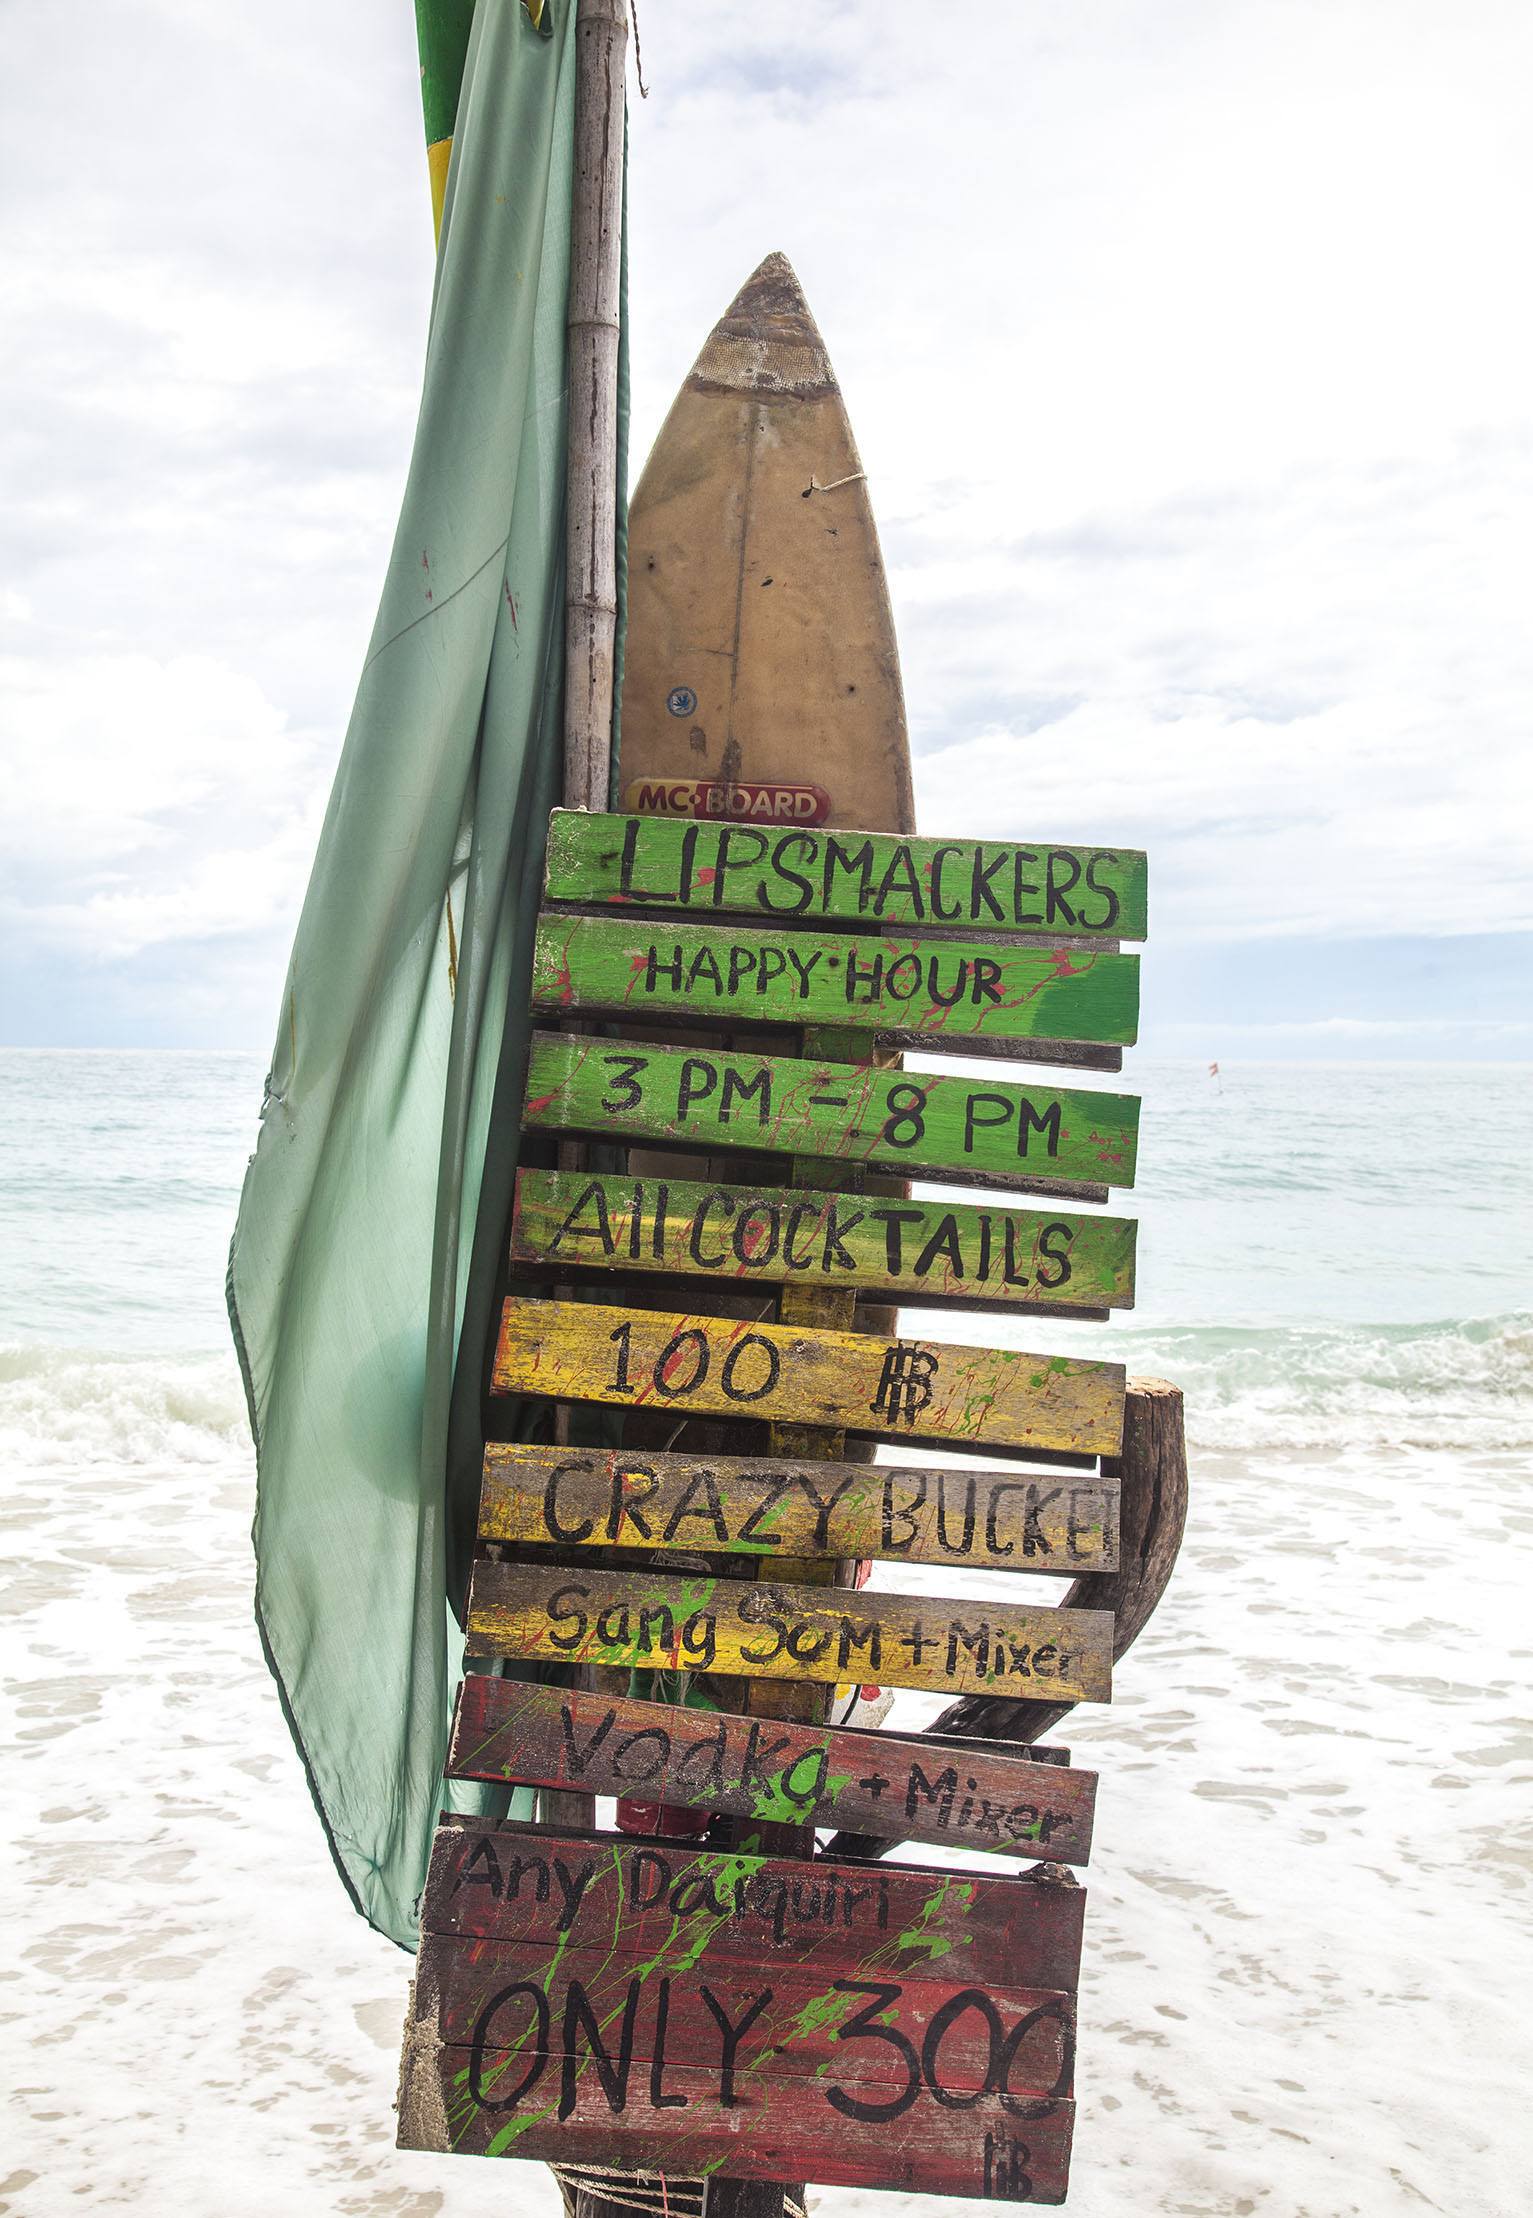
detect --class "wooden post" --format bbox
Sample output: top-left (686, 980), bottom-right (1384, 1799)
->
top-left (547, 0), bottom-right (628, 1856)
top-left (554, 29), bottom-right (628, 2186)
top-left (564, 0), bottom-right (627, 812)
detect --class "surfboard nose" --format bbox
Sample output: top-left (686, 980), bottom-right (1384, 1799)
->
top-left (690, 251), bottom-right (836, 397)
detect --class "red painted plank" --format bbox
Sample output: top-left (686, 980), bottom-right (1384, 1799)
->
top-left (448, 1678), bottom-right (1097, 1865)
top-left (413, 1933), bottom-right (1075, 2096)
top-left (418, 1821), bottom-right (1085, 1992)
top-left (398, 2041), bottom-right (1073, 2202)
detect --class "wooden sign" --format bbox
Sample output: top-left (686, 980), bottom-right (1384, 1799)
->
top-left (465, 1561), bottom-right (1113, 1703)
top-left (511, 1169), bottom-right (1136, 1313)
top-left (494, 1297), bottom-right (1127, 1456)
top-left (399, 1821), bottom-right (1082, 2199)
top-left (522, 1030), bottom-right (1140, 1192)
top-left (531, 913), bottom-right (1140, 1048)
top-left (544, 809), bottom-right (1149, 941)
top-left (479, 1442), bottom-right (1120, 1574)
top-left (448, 1678), bottom-right (1099, 1862)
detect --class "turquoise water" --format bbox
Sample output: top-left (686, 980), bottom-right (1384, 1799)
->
top-left (0, 1049), bottom-right (1528, 1449)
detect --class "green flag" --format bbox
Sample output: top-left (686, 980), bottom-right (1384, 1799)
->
top-left (228, 0), bottom-right (624, 1948)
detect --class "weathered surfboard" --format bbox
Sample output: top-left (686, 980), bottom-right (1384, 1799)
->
top-left (618, 253), bottom-right (915, 836)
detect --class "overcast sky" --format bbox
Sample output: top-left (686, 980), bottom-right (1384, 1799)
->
top-left (2, 0), bottom-right (1528, 1055)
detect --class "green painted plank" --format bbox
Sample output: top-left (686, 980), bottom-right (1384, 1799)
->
top-left (531, 915), bottom-right (1140, 1047)
top-left (522, 1031), bottom-right (1139, 1190)
top-left (493, 1298), bottom-right (1126, 1456)
top-left (510, 1170), bottom-right (1136, 1311)
top-left (544, 811), bottom-right (1148, 940)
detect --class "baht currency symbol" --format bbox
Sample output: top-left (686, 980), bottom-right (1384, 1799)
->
top-left (870, 1342), bottom-right (938, 1426)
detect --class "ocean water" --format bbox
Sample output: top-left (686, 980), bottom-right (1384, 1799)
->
top-left (1, 1049), bottom-right (1529, 2216)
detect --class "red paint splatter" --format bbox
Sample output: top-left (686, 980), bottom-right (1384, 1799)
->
top-left (505, 584), bottom-right (519, 629)
top-left (694, 867), bottom-right (717, 886)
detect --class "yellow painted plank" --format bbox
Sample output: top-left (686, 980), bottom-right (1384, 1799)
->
top-left (478, 1442), bottom-right (1119, 1574)
top-left (466, 1559), bottom-right (1113, 1703)
top-left (493, 1297), bottom-right (1125, 1456)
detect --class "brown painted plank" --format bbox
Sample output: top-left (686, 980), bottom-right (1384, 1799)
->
top-left (521, 1030), bottom-right (1139, 1195)
top-left (543, 809), bottom-right (1148, 941)
top-left (531, 913), bottom-right (1139, 1048)
top-left (418, 1821), bottom-right (1086, 1989)
top-left (464, 1561), bottom-right (1112, 1704)
top-left (478, 1442), bottom-right (1118, 1575)
top-left (397, 2037), bottom-right (1073, 2201)
top-left (509, 1169), bottom-right (1137, 1313)
top-left (412, 1935), bottom-right (1074, 2095)
top-left (493, 1297), bottom-right (1126, 1458)
top-left (447, 1680), bottom-right (1097, 1863)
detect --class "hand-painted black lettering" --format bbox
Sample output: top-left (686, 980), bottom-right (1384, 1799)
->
top-left (763, 831), bottom-right (815, 916)
top-left (469, 1982), bottom-right (549, 2108)
top-left (653, 1327), bottom-right (710, 1397)
top-left (790, 1468), bottom-right (859, 1550)
top-left (599, 1053), bottom-right (648, 1114)
top-left (1044, 850), bottom-right (1082, 928)
top-left (675, 1056), bottom-right (717, 1121)
top-left (559, 1975), bottom-right (641, 2119)
top-left (607, 1461), bottom-right (659, 1542)
top-left (996, 1998), bottom-right (1073, 2105)
top-left (870, 1205), bottom-right (925, 1273)
top-left (735, 1473), bottom-right (790, 1549)
top-left (736, 1584), bottom-right (788, 1665)
top-left (542, 1458), bottom-right (597, 1544)
top-left (719, 1332), bottom-right (781, 1402)
top-left (880, 1469), bottom-right (926, 1552)
top-left (687, 1190), bottom-right (732, 1270)
top-left (648, 1978), bottom-right (688, 2110)
top-left (963, 1090), bottom-right (1012, 1155)
top-left (1082, 851), bottom-right (1123, 931)
top-left (1011, 848), bottom-right (1043, 926)
top-left (825, 1981), bottom-right (921, 2121)
top-left (970, 956), bottom-right (1003, 1006)
top-left (546, 1584), bottom-right (590, 1653)
top-left (1036, 1220), bottom-right (1074, 1287)
top-left (698, 1985), bottom-right (773, 2106)
top-left (551, 1856), bottom-right (596, 1929)
top-left (712, 827), bottom-right (768, 908)
top-left (880, 1083), bottom-right (928, 1150)
top-left (606, 1321), bottom-right (635, 1394)
top-left (662, 1467), bottom-right (731, 1546)
top-left (927, 842), bottom-right (964, 922)
top-left (719, 1064), bottom-right (772, 1125)
top-left (923, 1990), bottom-right (1007, 2108)
top-left (558, 1701), bottom-right (615, 1779)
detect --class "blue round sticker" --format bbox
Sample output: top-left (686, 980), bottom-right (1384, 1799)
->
top-left (666, 685), bottom-right (697, 717)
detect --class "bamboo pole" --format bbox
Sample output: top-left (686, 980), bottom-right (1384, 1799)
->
top-left (564, 0), bottom-right (628, 812)
top-left (560, 16), bottom-right (630, 2216)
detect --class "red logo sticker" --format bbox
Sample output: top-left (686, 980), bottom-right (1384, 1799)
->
top-left (622, 777), bottom-right (831, 825)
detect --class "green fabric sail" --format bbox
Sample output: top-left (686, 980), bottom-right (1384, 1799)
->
top-left (227, 0), bottom-right (625, 1950)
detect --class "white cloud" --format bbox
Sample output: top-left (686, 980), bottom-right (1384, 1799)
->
top-left (0, 0), bottom-right (1528, 1040)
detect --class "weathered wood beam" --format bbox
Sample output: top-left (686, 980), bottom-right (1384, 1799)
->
top-left (825, 1378), bottom-right (1187, 1860)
